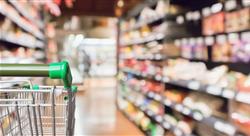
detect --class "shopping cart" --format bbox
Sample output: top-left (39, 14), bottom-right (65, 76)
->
top-left (0, 61), bottom-right (77, 136)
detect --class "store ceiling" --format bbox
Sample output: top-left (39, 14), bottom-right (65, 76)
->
top-left (60, 0), bottom-right (141, 17)
top-left (60, 0), bottom-right (116, 16)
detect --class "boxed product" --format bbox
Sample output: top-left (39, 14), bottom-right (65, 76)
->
top-left (225, 8), bottom-right (250, 32)
top-left (202, 12), bottom-right (225, 35)
top-left (230, 102), bottom-right (250, 135)
top-left (212, 41), bottom-right (232, 62)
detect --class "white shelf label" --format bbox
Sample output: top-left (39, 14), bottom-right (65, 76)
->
top-left (164, 99), bottom-right (172, 106)
top-left (205, 36), bottom-right (214, 45)
top-left (147, 110), bottom-right (154, 116)
top-left (155, 75), bottom-right (162, 81)
top-left (193, 112), bottom-right (203, 121)
top-left (216, 35), bottom-right (227, 44)
top-left (228, 33), bottom-right (239, 44)
top-left (202, 7), bottom-right (211, 17)
top-left (196, 37), bottom-right (204, 45)
top-left (148, 92), bottom-right (155, 98)
top-left (163, 77), bottom-right (170, 82)
top-left (236, 92), bottom-right (250, 104)
top-left (222, 89), bottom-right (235, 99)
top-left (163, 122), bottom-right (171, 129)
top-left (155, 54), bottom-right (162, 60)
top-left (187, 81), bottom-right (200, 90)
top-left (211, 3), bottom-right (223, 13)
top-left (155, 115), bottom-right (163, 122)
top-left (181, 38), bottom-right (188, 45)
top-left (241, 32), bottom-right (250, 42)
top-left (174, 39), bottom-right (181, 46)
top-left (175, 104), bottom-right (184, 112)
top-left (225, 0), bottom-right (237, 11)
top-left (189, 38), bottom-right (196, 45)
top-left (206, 85), bottom-right (222, 95)
top-left (174, 128), bottom-right (183, 136)
top-left (214, 121), bottom-right (236, 135)
top-left (182, 107), bottom-right (191, 115)
top-left (154, 94), bottom-right (162, 101)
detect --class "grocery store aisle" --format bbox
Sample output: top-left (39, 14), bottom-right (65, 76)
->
top-left (74, 77), bottom-right (143, 136)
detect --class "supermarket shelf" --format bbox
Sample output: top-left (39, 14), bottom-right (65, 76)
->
top-left (121, 33), bottom-right (165, 46)
top-left (121, 94), bottom-right (193, 136)
top-left (120, 54), bottom-right (169, 61)
top-left (0, 2), bottom-right (44, 40)
top-left (9, 0), bottom-right (44, 29)
top-left (121, 14), bottom-right (165, 33)
top-left (119, 109), bottom-right (148, 135)
top-left (0, 34), bottom-right (44, 49)
top-left (121, 81), bottom-right (237, 136)
top-left (121, 68), bottom-right (250, 105)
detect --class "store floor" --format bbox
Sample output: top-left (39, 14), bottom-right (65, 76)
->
top-left (74, 77), bottom-right (143, 136)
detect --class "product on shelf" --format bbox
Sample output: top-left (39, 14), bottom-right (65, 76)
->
top-left (164, 89), bottom-right (187, 103)
top-left (231, 40), bottom-right (250, 63)
top-left (161, 42), bottom-right (180, 57)
top-left (230, 102), bottom-right (250, 135)
top-left (183, 92), bottom-right (224, 118)
top-left (225, 8), bottom-right (250, 33)
top-left (202, 12), bottom-right (225, 35)
top-left (163, 59), bottom-right (207, 81)
top-left (177, 118), bottom-right (194, 135)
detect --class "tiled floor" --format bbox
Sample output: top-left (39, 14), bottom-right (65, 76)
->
top-left (74, 77), bottom-right (143, 136)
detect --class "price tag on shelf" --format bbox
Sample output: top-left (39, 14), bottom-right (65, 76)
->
top-left (155, 75), bottom-right (162, 81)
top-left (174, 39), bottom-right (181, 46)
top-left (193, 112), bottom-right (203, 121)
top-left (211, 3), bottom-right (223, 13)
top-left (181, 38), bottom-right (188, 45)
top-left (182, 107), bottom-right (191, 115)
top-left (163, 77), bottom-right (170, 83)
top-left (205, 36), bottom-right (214, 45)
top-left (228, 33), bottom-right (239, 44)
top-left (187, 80), bottom-right (200, 90)
top-left (196, 37), bottom-right (204, 45)
top-left (216, 35), bottom-right (227, 44)
top-left (214, 121), bottom-right (236, 135)
top-left (155, 115), bottom-right (163, 122)
top-left (241, 32), bottom-right (250, 42)
top-left (235, 92), bottom-right (250, 104)
top-left (176, 16), bottom-right (184, 24)
top-left (163, 122), bottom-right (171, 129)
top-left (225, 0), bottom-right (237, 11)
top-left (147, 110), bottom-right (154, 116)
top-left (141, 106), bottom-right (146, 111)
top-left (164, 99), bottom-right (172, 106)
top-left (185, 11), bottom-right (193, 21)
top-left (206, 85), bottom-right (222, 95)
top-left (189, 38), bottom-right (196, 45)
top-left (154, 94), bottom-right (162, 101)
top-left (202, 7), bottom-right (211, 17)
top-left (155, 54), bottom-right (162, 60)
top-left (156, 33), bottom-right (164, 40)
top-left (175, 104), bottom-right (183, 112)
top-left (174, 128), bottom-right (183, 136)
top-left (148, 92), bottom-right (155, 98)
top-left (222, 89), bottom-right (235, 99)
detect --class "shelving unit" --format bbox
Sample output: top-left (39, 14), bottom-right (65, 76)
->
top-left (0, 1), bottom-right (49, 87)
top-left (0, 1), bottom-right (46, 64)
top-left (117, 0), bottom-right (250, 135)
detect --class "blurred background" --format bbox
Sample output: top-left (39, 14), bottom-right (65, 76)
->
top-left (0, 0), bottom-right (250, 136)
